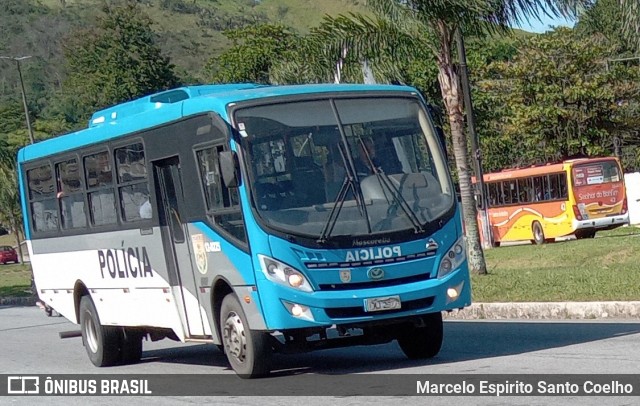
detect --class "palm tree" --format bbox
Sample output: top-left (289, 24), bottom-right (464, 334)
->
top-left (280, 0), bottom-right (585, 274)
top-left (620, 0), bottom-right (640, 49)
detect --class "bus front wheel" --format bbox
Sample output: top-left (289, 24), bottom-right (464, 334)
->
top-left (397, 312), bottom-right (443, 359)
top-left (532, 221), bottom-right (546, 245)
top-left (220, 294), bottom-right (272, 378)
top-left (79, 295), bottom-right (120, 367)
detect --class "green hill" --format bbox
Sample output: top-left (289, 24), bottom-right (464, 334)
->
top-left (0, 0), bottom-right (364, 98)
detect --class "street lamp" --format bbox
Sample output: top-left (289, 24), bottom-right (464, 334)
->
top-left (0, 55), bottom-right (35, 144)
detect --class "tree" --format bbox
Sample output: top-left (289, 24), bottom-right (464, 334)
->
top-left (481, 28), bottom-right (640, 169)
top-left (61, 0), bottom-right (180, 123)
top-left (204, 24), bottom-right (300, 84)
top-left (575, 0), bottom-right (633, 55)
top-left (273, 0), bottom-right (585, 275)
top-left (0, 138), bottom-right (25, 264)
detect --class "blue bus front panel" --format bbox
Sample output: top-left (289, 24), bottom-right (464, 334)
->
top-left (255, 215), bottom-right (471, 330)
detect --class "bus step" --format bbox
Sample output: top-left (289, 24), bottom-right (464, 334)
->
top-left (59, 330), bottom-right (82, 339)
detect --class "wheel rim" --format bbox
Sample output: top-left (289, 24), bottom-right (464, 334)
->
top-left (534, 225), bottom-right (542, 242)
top-left (84, 313), bottom-right (99, 353)
top-left (223, 311), bottom-right (246, 364)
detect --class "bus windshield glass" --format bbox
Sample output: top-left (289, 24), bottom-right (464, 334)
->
top-left (235, 96), bottom-right (453, 240)
top-left (572, 160), bottom-right (622, 187)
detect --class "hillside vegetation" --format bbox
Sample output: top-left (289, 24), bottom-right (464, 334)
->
top-left (1, 0), bottom-right (364, 89)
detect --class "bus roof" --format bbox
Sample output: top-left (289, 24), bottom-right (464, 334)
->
top-left (18, 83), bottom-right (418, 164)
top-left (479, 157), bottom-right (620, 182)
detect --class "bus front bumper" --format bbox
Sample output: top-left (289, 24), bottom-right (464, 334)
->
top-left (255, 265), bottom-right (471, 331)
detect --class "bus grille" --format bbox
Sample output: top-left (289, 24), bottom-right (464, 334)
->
top-left (324, 296), bottom-right (435, 319)
top-left (318, 272), bottom-right (432, 291)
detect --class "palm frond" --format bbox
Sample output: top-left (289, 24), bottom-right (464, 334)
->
top-left (620, 0), bottom-right (640, 50)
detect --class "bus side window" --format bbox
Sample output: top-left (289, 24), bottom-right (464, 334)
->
top-left (533, 176), bottom-right (543, 201)
top-left (542, 176), bottom-right (552, 200)
top-left (56, 159), bottom-right (87, 230)
top-left (548, 174), bottom-right (561, 200)
top-left (27, 165), bottom-right (59, 232)
top-left (517, 178), bottom-right (532, 203)
top-left (558, 173), bottom-right (568, 199)
top-left (501, 181), bottom-right (513, 205)
top-left (487, 182), bottom-right (499, 207)
top-left (115, 143), bottom-right (150, 222)
top-left (84, 151), bottom-right (117, 226)
top-left (197, 146), bottom-right (247, 243)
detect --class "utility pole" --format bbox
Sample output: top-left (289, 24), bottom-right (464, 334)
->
top-left (0, 55), bottom-right (33, 283)
top-left (455, 28), bottom-right (492, 249)
top-left (0, 55), bottom-right (35, 144)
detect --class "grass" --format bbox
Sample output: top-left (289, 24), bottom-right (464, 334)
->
top-left (2, 227), bottom-right (640, 301)
top-left (0, 263), bottom-right (32, 298)
top-left (0, 233), bottom-right (32, 297)
top-left (473, 226), bottom-right (640, 302)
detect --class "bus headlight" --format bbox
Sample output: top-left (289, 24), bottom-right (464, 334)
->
top-left (258, 255), bottom-right (313, 292)
top-left (437, 237), bottom-right (465, 279)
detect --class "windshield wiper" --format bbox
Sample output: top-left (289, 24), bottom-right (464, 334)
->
top-left (357, 138), bottom-right (424, 234)
top-left (373, 171), bottom-right (425, 233)
top-left (317, 145), bottom-right (371, 244)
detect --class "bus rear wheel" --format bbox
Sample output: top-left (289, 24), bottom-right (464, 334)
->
top-left (120, 328), bottom-right (143, 365)
top-left (79, 296), bottom-right (121, 367)
top-left (397, 312), bottom-right (443, 359)
top-left (576, 230), bottom-right (596, 239)
top-left (220, 294), bottom-right (272, 378)
top-left (532, 221), bottom-right (545, 245)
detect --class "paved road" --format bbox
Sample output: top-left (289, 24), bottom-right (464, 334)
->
top-left (2, 305), bottom-right (639, 405)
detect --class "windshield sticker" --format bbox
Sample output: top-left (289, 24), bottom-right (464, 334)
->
top-left (238, 122), bottom-right (248, 137)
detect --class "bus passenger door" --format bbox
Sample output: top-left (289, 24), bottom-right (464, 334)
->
top-left (153, 156), bottom-right (206, 337)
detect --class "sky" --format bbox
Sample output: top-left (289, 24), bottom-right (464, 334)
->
top-left (512, 13), bottom-right (576, 33)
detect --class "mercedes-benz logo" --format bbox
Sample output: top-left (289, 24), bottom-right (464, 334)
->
top-left (367, 267), bottom-right (384, 280)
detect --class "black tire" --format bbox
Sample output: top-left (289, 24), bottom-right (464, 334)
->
top-left (79, 295), bottom-right (120, 367)
top-left (220, 294), bottom-right (271, 378)
top-left (532, 221), bottom-right (545, 245)
top-left (397, 312), bottom-right (443, 359)
top-left (576, 230), bottom-right (596, 240)
top-left (120, 328), bottom-right (143, 365)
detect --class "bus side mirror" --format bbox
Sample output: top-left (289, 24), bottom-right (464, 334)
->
top-left (219, 150), bottom-right (239, 188)
top-left (475, 192), bottom-right (485, 210)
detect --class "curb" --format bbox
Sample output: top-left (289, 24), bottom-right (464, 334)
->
top-left (0, 296), bottom-right (38, 307)
top-left (444, 302), bottom-right (640, 320)
top-left (2, 297), bottom-right (640, 319)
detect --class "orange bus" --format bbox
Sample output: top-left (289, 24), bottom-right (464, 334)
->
top-left (478, 157), bottom-right (628, 245)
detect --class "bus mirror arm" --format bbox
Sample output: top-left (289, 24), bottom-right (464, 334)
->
top-left (220, 150), bottom-right (240, 188)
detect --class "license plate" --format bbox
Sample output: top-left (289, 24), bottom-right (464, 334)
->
top-left (364, 295), bottom-right (401, 312)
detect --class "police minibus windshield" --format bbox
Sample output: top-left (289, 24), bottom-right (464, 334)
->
top-left (235, 96), bottom-right (454, 240)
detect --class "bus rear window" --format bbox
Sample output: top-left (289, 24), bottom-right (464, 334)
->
top-left (573, 161), bottom-right (620, 187)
